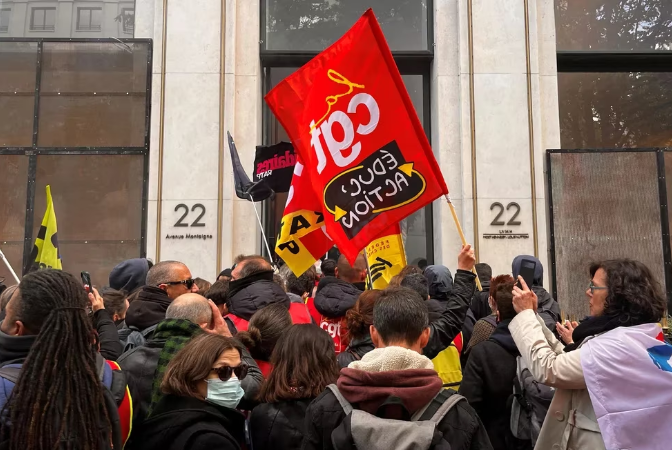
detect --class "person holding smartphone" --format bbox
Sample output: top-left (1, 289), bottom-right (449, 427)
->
top-left (511, 255), bottom-right (561, 336)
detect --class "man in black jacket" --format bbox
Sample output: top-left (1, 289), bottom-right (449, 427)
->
top-left (459, 281), bottom-right (530, 450)
top-left (301, 259), bottom-right (492, 450)
top-left (309, 254), bottom-right (367, 354)
top-left (118, 293), bottom-right (262, 426)
top-left (120, 260), bottom-right (199, 346)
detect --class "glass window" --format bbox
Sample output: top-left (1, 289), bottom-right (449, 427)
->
top-left (38, 42), bottom-right (149, 147)
top-left (32, 155), bottom-right (144, 283)
top-left (555, 0), bottom-right (672, 51)
top-left (30, 7), bottom-right (56, 31)
top-left (264, 0), bottom-right (429, 51)
top-left (558, 72), bottom-right (672, 148)
top-left (77, 8), bottom-right (103, 32)
top-left (0, 8), bottom-right (10, 33)
top-left (0, 42), bottom-right (37, 147)
top-left (120, 8), bottom-right (135, 34)
top-left (264, 68), bottom-right (431, 263)
top-left (0, 155), bottom-right (28, 283)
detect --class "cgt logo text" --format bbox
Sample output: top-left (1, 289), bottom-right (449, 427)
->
top-left (307, 70), bottom-right (426, 238)
top-left (323, 141), bottom-right (425, 238)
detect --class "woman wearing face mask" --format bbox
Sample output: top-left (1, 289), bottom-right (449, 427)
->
top-left (130, 334), bottom-right (248, 450)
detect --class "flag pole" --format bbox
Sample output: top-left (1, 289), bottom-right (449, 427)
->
top-left (0, 248), bottom-right (20, 284)
top-left (248, 193), bottom-right (275, 264)
top-left (444, 195), bottom-right (482, 291)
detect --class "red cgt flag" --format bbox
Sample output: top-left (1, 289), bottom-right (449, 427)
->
top-left (265, 9), bottom-right (448, 264)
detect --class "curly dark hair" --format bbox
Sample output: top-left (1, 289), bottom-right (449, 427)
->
top-left (590, 259), bottom-right (666, 324)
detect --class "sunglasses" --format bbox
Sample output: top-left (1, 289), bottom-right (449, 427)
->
top-left (160, 278), bottom-right (195, 289)
top-left (212, 363), bottom-right (249, 381)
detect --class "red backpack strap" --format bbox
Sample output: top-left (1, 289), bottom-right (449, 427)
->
top-left (105, 360), bottom-right (133, 445)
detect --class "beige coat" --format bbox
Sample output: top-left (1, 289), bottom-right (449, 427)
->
top-left (509, 310), bottom-right (605, 450)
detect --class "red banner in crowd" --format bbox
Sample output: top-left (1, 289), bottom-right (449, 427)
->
top-left (265, 9), bottom-right (448, 263)
top-left (275, 155), bottom-right (334, 276)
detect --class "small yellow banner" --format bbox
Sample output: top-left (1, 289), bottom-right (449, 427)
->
top-left (365, 231), bottom-right (406, 289)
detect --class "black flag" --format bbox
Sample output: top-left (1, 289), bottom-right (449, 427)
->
top-left (227, 132), bottom-right (274, 202)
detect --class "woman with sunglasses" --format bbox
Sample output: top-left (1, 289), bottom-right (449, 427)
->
top-left (249, 324), bottom-right (340, 450)
top-left (131, 333), bottom-right (249, 450)
top-left (509, 259), bottom-right (667, 450)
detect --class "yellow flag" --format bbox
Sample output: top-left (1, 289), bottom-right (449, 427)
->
top-left (25, 185), bottom-right (62, 273)
top-left (365, 227), bottom-right (407, 289)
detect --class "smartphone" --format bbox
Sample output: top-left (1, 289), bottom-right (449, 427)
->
top-left (81, 271), bottom-right (93, 294)
top-left (517, 259), bottom-right (536, 289)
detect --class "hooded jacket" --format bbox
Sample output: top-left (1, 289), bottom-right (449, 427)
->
top-left (511, 255), bottom-right (561, 334)
top-left (313, 278), bottom-right (365, 319)
top-left (227, 271), bottom-right (289, 322)
top-left (459, 319), bottom-right (529, 450)
top-left (124, 286), bottom-right (172, 331)
top-left (301, 346), bottom-right (492, 450)
top-left (127, 394), bottom-right (245, 450)
top-left (109, 258), bottom-right (151, 293)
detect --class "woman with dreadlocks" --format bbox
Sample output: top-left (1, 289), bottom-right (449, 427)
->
top-left (0, 269), bottom-right (131, 449)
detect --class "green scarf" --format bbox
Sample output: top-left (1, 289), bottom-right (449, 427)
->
top-left (148, 319), bottom-right (204, 414)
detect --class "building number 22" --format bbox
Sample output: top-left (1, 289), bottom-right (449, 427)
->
top-left (490, 202), bottom-right (521, 226)
top-left (174, 204), bottom-right (206, 227)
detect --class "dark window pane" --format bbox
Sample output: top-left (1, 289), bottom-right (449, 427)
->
top-left (30, 155), bottom-right (144, 282)
top-left (45, 8), bottom-right (55, 27)
top-left (0, 155), bottom-right (28, 242)
top-left (1, 8), bottom-right (11, 33)
top-left (550, 152), bottom-right (665, 318)
top-left (38, 42), bottom-right (149, 147)
top-left (0, 42), bottom-right (37, 93)
top-left (555, 0), bottom-right (672, 51)
top-left (41, 42), bottom-right (149, 93)
top-left (0, 42), bottom-right (37, 146)
top-left (559, 72), bottom-right (672, 148)
top-left (0, 97), bottom-right (34, 147)
top-left (264, 0), bottom-right (429, 51)
top-left (91, 9), bottom-right (102, 29)
top-left (0, 155), bottom-right (28, 283)
top-left (38, 95), bottom-right (146, 147)
top-left (79, 9), bottom-right (91, 29)
top-left (32, 9), bottom-right (44, 28)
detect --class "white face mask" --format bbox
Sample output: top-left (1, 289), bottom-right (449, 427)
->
top-left (205, 376), bottom-right (244, 409)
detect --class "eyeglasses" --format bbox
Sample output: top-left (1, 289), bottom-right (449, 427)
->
top-left (160, 278), bottom-right (195, 289)
top-left (211, 363), bottom-right (248, 381)
top-left (588, 281), bottom-right (607, 295)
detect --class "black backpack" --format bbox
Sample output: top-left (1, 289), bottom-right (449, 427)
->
top-left (120, 323), bottom-right (158, 353)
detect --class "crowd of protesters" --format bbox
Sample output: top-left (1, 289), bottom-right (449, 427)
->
top-left (0, 244), bottom-right (669, 450)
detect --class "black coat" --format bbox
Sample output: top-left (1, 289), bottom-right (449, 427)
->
top-left (470, 279), bottom-right (492, 321)
top-left (227, 271), bottom-right (289, 321)
top-left (511, 255), bottom-right (561, 336)
top-left (422, 269), bottom-right (476, 360)
top-left (93, 309), bottom-right (123, 361)
top-left (301, 387), bottom-right (492, 450)
top-left (459, 320), bottom-right (530, 450)
top-left (250, 398), bottom-right (312, 450)
top-left (337, 335), bottom-right (375, 368)
top-left (127, 395), bottom-right (245, 450)
top-left (313, 278), bottom-right (364, 319)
